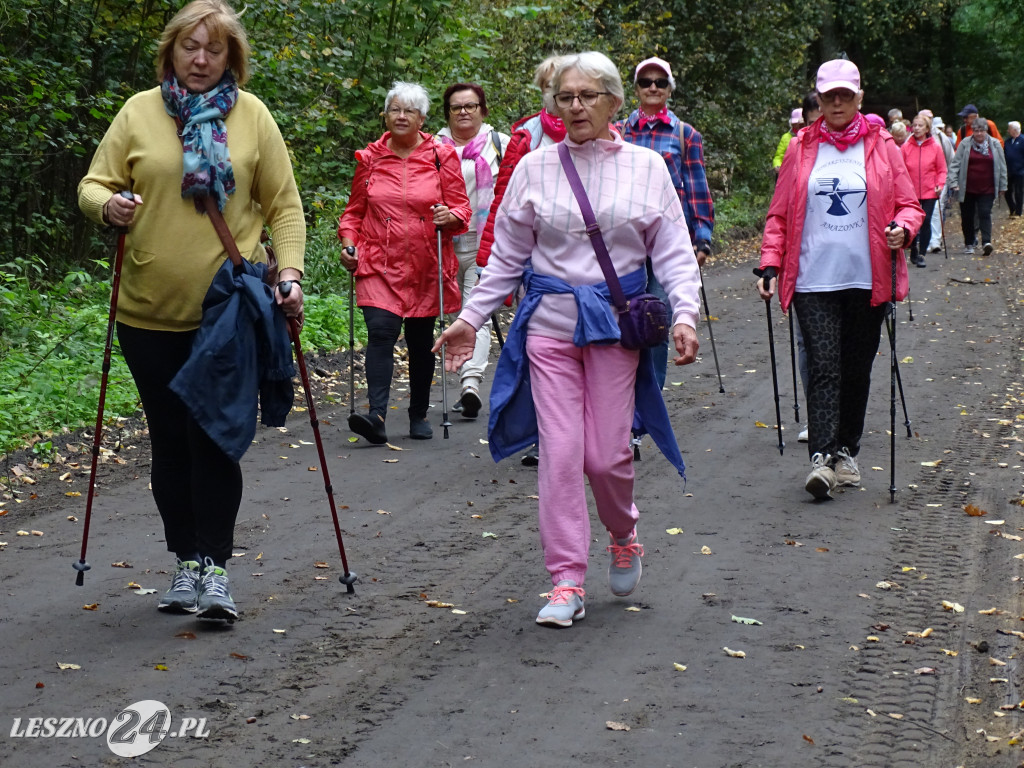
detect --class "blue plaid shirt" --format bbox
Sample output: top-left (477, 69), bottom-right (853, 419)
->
top-left (619, 110), bottom-right (714, 246)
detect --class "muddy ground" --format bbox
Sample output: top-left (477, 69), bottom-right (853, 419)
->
top-left (3, 213), bottom-right (1024, 768)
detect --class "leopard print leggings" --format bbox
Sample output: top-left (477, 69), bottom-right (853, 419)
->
top-left (792, 289), bottom-right (887, 462)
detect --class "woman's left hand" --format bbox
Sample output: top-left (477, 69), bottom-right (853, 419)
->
top-left (276, 268), bottom-right (304, 322)
top-left (672, 323), bottom-right (699, 366)
top-left (885, 225), bottom-right (905, 249)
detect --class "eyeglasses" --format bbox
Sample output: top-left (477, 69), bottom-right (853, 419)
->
top-left (819, 89), bottom-right (856, 103)
top-left (552, 91), bottom-right (611, 108)
top-left (449, 102), bottom-right (480, 114)
top-left (386, 106), bottom-right (420, 117)
top-left (636, 77), bottom-right (670, 89)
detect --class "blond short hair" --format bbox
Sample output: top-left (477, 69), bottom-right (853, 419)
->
top-left (155, 0), bottom-right (251, 86)
top-left (533, 55), bottom-right (566, 93)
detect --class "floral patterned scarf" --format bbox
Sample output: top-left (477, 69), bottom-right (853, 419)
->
top-left (161, 70), bottom-right (238, 212)
top-left (818, 112), bottom-right (868, 152)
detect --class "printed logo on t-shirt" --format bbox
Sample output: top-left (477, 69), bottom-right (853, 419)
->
top-left (813, 173), bottom-right (867, 229)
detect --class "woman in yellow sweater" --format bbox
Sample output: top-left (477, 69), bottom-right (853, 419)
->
top-left (77, 0), bottom-right (305, 621)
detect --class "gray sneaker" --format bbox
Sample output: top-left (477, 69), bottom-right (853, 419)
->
top-left (835, 448), bottom-right (861, 487)
top-left (607, 530), bottom-right (644, 596)
top-left (804, 452), bottom-right (837, 500)
top-left (536, 580), bottom-right (585, 627)
top-left (197, 557), bottom-right (238, 622)
top-left (157, 559), bottom-right (201, 613)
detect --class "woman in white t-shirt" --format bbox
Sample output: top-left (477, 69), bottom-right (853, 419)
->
top-left (756, 59), bottom-right (924, 501)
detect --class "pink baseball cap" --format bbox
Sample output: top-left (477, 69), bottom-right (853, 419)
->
top-left (816, 59), bottom-right (860, 93)
top-left (790, 108), bottom-right (803, 124)
top-left (634, 57), bottom-right (673, 81)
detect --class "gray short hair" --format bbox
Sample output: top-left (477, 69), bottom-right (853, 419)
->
top-left (1009, 121), bottom-right (1020, 132)
top-left (545, 52), bottom-right (624, 111)
top-left (972, 116), bottom-right (989, 132)
top-left (385, 81), bottom-right (430, 117)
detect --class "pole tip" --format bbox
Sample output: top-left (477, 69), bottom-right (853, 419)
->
top-left (340, 571), bottom-right (357, 594)
top-left (73, 560), bottom-right (90, 586)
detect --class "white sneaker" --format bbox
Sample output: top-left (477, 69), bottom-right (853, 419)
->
top-left (798, 425), bottom-right (809, 443)
top-left (965, 245), bottom-right (975, 255)
top-left (536, 580), bottom-right (585, 627)
top-left (804, 452), bottom-right (837, 500)
top-left (835, 448), bottom-right (861, 487)
top-left (607, 530), bottom-right (644, 596)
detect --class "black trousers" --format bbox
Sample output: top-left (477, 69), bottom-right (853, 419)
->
top-left (960, 193), bottom-right (995, 246)
top-left (911, 198), bottom-right (936, 260)
top-left (361, 307), bottom-right (437, 421)
top-left (792, 290), bottom-right (886, 461)
top-left (1007, 175), bottom-right (1024, 216)
top-left (116, 323), bottom-right (242, 566)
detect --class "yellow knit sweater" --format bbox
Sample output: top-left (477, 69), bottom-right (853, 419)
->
top-left (78, 87), bottom-right (305, 331)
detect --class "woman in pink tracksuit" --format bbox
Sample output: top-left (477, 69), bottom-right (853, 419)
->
top-left (901, 114), bottom-right (947, 268)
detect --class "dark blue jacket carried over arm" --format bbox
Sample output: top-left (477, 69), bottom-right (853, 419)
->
top-left (170, 259), bottom-right (295, 462)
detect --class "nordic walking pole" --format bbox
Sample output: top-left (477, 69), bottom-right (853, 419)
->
top-left (887, 221), bottom-right (900, 503)
top-left (753, 267), bottom-right (784, 455)
top-left (940, 200), bottom-right (949, 260)
top-left (884, 317), bottom-right (912, 438)
top-left (75, 190), bottom-right (134, 586)
top-left (344, 247), bottom-right (356, 421)
top-left (279, 281), bottom-right (357, 594)
top-left (435, 226), bottom-right (452, 439)
top-left (788, 310), bottom-right (800, 424)
top-left (698, 266), bottom-right (725, 393)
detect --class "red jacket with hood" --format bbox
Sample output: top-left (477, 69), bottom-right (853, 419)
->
top-left (760, 119), bottom-right (925, 313)
top-left (338, 132), bottom-right (471, 317)
top-left (901, 135), bottom-right (947, 200)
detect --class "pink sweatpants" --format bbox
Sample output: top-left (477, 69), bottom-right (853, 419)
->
top-left (526, 335), bottom-right (640, 587)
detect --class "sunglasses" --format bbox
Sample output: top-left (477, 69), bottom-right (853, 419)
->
top-left (637, 77), bottom-right (670, 89)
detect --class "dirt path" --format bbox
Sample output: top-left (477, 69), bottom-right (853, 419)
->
top-left (3, 214), bottom-right (1024, 767)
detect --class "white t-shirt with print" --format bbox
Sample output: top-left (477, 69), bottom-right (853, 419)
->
top-left (796, 141), bottom-right (872, 292)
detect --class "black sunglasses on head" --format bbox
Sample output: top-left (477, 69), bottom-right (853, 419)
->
top-left (637, 77), bottom-right (670, 89)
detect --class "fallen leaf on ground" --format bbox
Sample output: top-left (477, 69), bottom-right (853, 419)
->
top-left (451, 609), bottom-right (467, 615)
top-left (606, 721), bottom-right (630, 731)
top-left (731, 615), bottom-right (763, 625)
top-left (941, 600), bottom-right (965, 613)
top-left (175, 631), bottom-right (196, 640)
top-left (978, 607), bottom-right (1006, 615)
top-left (914, 667), bottom-right (937, 675)
top-left (230, 653), bottom-right (249, 660)
top-left (941, 649), bottom-right (958, 656)
top-left (293, 738), bottom-right (312, 744)
top-left (673, 663), bottom-right (687, 671)
top-left (82, 604), bottom-right (98, 611)
top-left (906, 628), bottom-right (933, 638)
top-left (153, 664), bottom-right (168, 671)
top-left (921, 460), bottom-right (943, 467)
top-left (888, 713), bottom-right (904, 720)
top-left (624, 606), bottom-right (641, 612)
top-left (803, 734), bottom-right (815, 744)
top-left (111, 561), bottom-right (132, 568)
top-left (666, 527), bottom-right (683, 535)
top-left (754, 421), bottom-right (768, 428)
top-left (482, 532), bottom-right (498, 539)
top-left (382, 459), bottom-right (399, 463)
top-left (964, 504), bottom-right (985, 517)
top-left (876, 581), bottom-right (898, 590)
top-left (314, 562), bottom-right (330, 568)
top-left (990, 657), bottom-right (1008, 666)
top-left (722, 647), bottom-right (746, 658)
top-left (965, 697), bottom-right (982, 704)
top-left (56, 662), bottom-right (80, 670)
top-left (273, 629), bottom-right (286, 634)
top-left (699, 545), bottom-right (712, 555)
top-left (425, 600), bottom-right (455, 608)
top-left (375, 509), bottom-right (391, 515)
top-left (290, 714), bottom-right (311, 720)
top-left (133, 588), bottom-right (157, 595)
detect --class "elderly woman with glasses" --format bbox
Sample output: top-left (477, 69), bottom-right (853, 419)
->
top-left (947, 117), bottom-right (1008, 254)
top-left (338, 81), bottom-right (472, 443)
top-left (757, 59), bottom-right (923, 501)
top-left (434, 51), bottom-right (702, 629)
top-left (436, 83), bottom-right (510, 418)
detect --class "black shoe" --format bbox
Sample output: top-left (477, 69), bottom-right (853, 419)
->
top-left (409, 417), bottom-right (433, 439)
top-left (459, 388), bottom-right (482, 419)
top-left (520, 443), bottom-right (539, 466)
top-left (349, 412), bottom-right (388, 444)
top-left (983, 242), bottom-right (993, 256)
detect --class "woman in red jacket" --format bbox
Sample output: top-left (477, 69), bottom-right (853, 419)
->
top-left (901, 114), bottom-right (947, 268)
top-left (757, 59), bottom-right (923, 501)
top-left (338, 82), bottom-right (471, 443)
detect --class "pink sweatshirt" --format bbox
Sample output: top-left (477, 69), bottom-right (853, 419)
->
top-left (459, 136), bottom-right (701, 341)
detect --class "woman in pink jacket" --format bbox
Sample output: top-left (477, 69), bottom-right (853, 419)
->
top-left (901, 114), bottom-right (947, 268)
top-left (338, 82), bottom-right (471, 443)
top-left (757, 59), bottom-right (924, 501)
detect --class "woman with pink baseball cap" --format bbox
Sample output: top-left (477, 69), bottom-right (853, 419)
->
top-left (756, 59), bottom-right (924, 501)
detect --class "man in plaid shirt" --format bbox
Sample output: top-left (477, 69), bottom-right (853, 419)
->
top-left (619, 56), bottom-right (714, 391)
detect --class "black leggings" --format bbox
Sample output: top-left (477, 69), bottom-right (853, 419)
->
top-left (361, 307), bottom-right (437, 421)
top-left (911, 198), bottom-right (936, 259)
top-left (792, 290), bottom-right (886, 461)
top-left (116, 323), bottom-right (242, 566)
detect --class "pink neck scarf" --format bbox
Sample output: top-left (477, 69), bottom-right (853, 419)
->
top-left (539, 109), bottom-right (566, 141)
top-left (638, 107), bottom-right (671, 130)
top-left (818, 113), bottom-right (868, 152)
top-left (441, 131), bottom-right (494, 232)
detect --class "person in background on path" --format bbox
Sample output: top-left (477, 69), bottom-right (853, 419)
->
top-left (901, 113), bottom-right (947, 268)
top-left (947, 117), bottom-right (1007, 256)
top-left (773, 109), bottom-right (804, 174)
top-left (955, 104), bottom-right (1003, 147)
top-left (338, 82), bottom-right (472, 443)
top-left (889, 121), bottom-right (908, 147)
top-left (926, 114), bottom-right (955, 253)
top-left (1004, 121), bottom-right (1024, 217)
top-left (434, 52), bottom-right (701, 628)
top-left (757, 58), bottom-right (924, 501)
top-left (437, 83), bottom-right (510, 419)
top-left (864, 113), bottom-right (886, 129)
top-left (887, 108), bottom-right (903, 128)
top-left (77, 0), bottom-right (306, 621)
top-left (477, 54), bottom-right (567, 467)
top-left (618, 55), bottom-right (714, 391)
